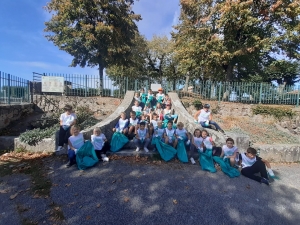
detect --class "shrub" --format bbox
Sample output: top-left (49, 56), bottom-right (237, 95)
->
top-left (252, 105), bottom-right (295, 120)
top-left (193, 99), bottom-right (203, 110)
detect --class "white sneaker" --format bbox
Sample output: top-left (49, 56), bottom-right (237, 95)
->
top-left (56, 146), bottom-right (63, 152)
top-left (136, 147), bottom-right (140, 152)
top-left (144, 147), bottom-right (149, 152)
top-left (101, 154), bottom-right (109, 162)
top-left (190, 157), bottom-right (196, 164)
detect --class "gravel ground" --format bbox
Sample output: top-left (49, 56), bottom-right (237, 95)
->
top-left (1, 157), bottom-right (300, 225)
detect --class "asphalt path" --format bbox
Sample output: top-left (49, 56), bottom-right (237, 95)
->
top-left (1, 156), bottom-right (300, 225)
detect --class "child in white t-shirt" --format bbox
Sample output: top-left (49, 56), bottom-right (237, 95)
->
top-left (164, 121), bottom-right (178, 148)
top-left (57, 105), bottom-right (77, 152)
top-left (149, 113), bottom-right (159, 136)
top-left (175, 122), bottom-right (191, 145)
top-left (128, 111), bottom-right (140, 135)
top-left (221, 138), bottom-right (239, 167)
top-left (132, 100), bottom-right (143, 118)
top-left (91, 127), bottom-right (109, 162)
top-left (190, 128), bottom-right (203, 164)
top-left (67, 125), bottom-right (84, 167)
top-left (134, 122), bottom-right (150, 152)
top-left (154, 121), bottom-right (165, 141)
top-left (113, 112), bottom-right (129, 134)
top-left (156, 88), bottom-right (165, 104)
top-left (134, 92), bottom-right (141, 103)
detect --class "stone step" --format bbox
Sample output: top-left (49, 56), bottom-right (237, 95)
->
top-left (107, 148), bottom-right (160, 158)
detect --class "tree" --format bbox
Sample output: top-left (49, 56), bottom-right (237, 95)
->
top-left (173, 0), bottom-right (300, 83)
top-left (44, 0), bottom-right (141, 93)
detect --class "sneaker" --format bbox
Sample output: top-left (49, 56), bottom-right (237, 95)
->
top-left (56, 146), bottom-right (63, 152)
top-left (101, 154), bottom-right (109, 162)
top-left (261, 178), bottom-right (270, 186)
top-left (136, 147), bottom-right (140, 152)
top-left (190, 157), bottom-right (196, 165)
top-left (144, 147), bottom-right (149, 152)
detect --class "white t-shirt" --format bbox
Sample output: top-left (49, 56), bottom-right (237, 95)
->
top-left (193, 136), bottom-right (203, 148)
top-left (130, 118), bottom-right (139, 126)
top-left (156, 93), bottom-right (165, 101)
top-left (222, 145), bottom-right (238, 157)
top-left (241, 153), bottom-right (257, 168)
top-left (118, 118), bottom-right (128, 130)
top-left (164, 108), bottom-right (172, 115)
top-left (156, 128), bottom-right (165, 138)
top-left (165, 128), bottom-right (175, 143)
top-left (203, 136), bottom-right (213, 149)
top-left (137, 128), bottom-right (148, 139)
top-left (60, 113), bottom-right (77, 126)
top-left (176, 128), bottom-right (188, 140)
top-left (91, 133), bottom-right (106, 150)
top-left (155, 108), bottom-right (163, 115)
top-left (68, 133), bottom-right (84, 150)
top-left (151, 120), bottom-right (158, 129)
top-left (132, 106), bottom-right (142, 112)
top-left (198, 109), bottom-right (211, 122)
top-left (134, 97), bottom-right (141, 102)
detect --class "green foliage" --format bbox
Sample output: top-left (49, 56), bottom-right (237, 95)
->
top-left (193, 99), bottom-right (202, 110)
top-left (252, 105), bottom-right (295, 120)
top-left (173, 0), bottom-right (300, 83)
top-left (19, 125), bottom-right (60, 146)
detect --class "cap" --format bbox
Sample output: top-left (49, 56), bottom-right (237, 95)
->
top-left (158, 87), bottom-right (163, 91)
top-left (203, 104), bottom-right (210, 108)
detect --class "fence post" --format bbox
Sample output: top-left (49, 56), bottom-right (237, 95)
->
top-left (85, 75), bottom-right (87, 97)
top-left (126, 77), bottom-right (128, 92)
top-left (8, 74), bottom-right (11, 105)
top-left (297, 85), bottom-right (300, 107)
top-left (259, 83), bottom-right (262, 104)
top-left (27, 80), bottom-right (31, 103)
top-left (218, 83), bottom-right (222, 103)
top-left (134, 80), bottom-right (137, 92)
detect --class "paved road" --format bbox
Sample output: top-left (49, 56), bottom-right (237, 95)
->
top-left (1, 156), bottom-right (300, 225)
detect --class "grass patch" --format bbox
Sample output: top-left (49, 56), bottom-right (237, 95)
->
top-left (252, 105), bottom-right (295, 120)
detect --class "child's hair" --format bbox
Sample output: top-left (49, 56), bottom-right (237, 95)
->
top-left (93, 127), bottom-right (101, 133)
top-left (156, 102), bottom-right (161, 107)
top-left (121, 112), bottom-right (126, 117)
top-left (135, 92), bottom-right (140, 96)
top-left (157, 120), bottom-right (162, 125)
top-left (167, 121), bottom-right (173, 125)
top-left (247, 147), bottom-right (257, 155)
top-left (201, 129), bottom-right (209, 136)
top-left (194, 128), bottom-right (201, 136)
top-left (226, 137), bottom-right (234, 144)
top-left (148, 89), bottom-right (152, 92)
top-left (64, 104), bottom-right (72, 111)
top-left (140, 88), bottom-right (144, 92)
top-left (134, 100), bottom-right (139, 104)
top-left (70, 125), bottom-right (80, 135)
top-left (165, 94), bottom-right (169, 97)
top-left (130, 111), bottom-right (136, 116)
top-left (139, 121), bottom-right (146, 127)
top-left (177, 122), bottom-right (184, 127)
top-left (152, 112), bottom-right (158, 117)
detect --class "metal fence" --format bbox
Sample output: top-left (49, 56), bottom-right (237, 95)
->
top-left (0, 71), bottom-right (31, 105)
top-left (178, 80), bottom-right (300, 106)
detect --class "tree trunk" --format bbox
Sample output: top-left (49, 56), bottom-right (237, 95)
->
top-left (184, 73), bottom-right (190, 91)
top-left (99, 65), bottom-right (104, 96)
top-left (226, 63), bottom-right (234, 81)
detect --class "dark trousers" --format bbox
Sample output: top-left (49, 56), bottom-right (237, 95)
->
top-left (68, 149), bottom-right (76, 164)
top-left (95, 142), bottom-right (110, 160)
top-left (58, 126), bottom-right (71, 146)
top-left (200, 121), bottom-right (222, 131)
top-left (241, 160), bottom-right (268, 183)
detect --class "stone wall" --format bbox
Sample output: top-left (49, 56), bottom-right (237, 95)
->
top-left (0, 104), bottom-right (34, 130)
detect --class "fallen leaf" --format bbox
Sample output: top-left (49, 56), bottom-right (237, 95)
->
top-left (45, 209), bottom-right (51, 214)
top-left (246, 184), bottom-right (251, 189)
top-left (54, 207), bottom-right (60, 211)
top-left (112, 180), bottom-right (116, 184)
top-left (10, 193), bottom-right (18, 200)
top-left (79, 205), bottom-right (83, 209)
top-left (173, 199), bottom-right (178, 205)
top-left (0, 189), bottom-right (9, 194)
top-left (124, 197), bottom-right (130, 202)
top-left (97, 204), bottom-right (101, 208)
top-left (86, 216), bottom-right (91, 220)
top-left (65, 183), bottom-right (71, 187)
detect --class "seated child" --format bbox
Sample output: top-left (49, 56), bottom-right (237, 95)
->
top-left (156, 88), bottom-right (165, 104)
top-left (128, 111), bottom-right (139, 135)
top-left (163, 94), bottom-right (171, 107)
top-left (201, 129), bottom-right (215, 151)
top-left (140, 88), bottom-right (147, 107)
top-left (134, 121), bottom-right (150, 152)
top-left (91, 127), bottom-right (109, 162)
top-left (164, 121), bottom-right (178, 148)
top-left (153, 121), bottom-right (165, 141)
top-left (134, 92), bottom-right (141, 103)
top-left (190, 129), bottom-right (203, 164)
top-left (220, 138), bottom-right (239, 167)
top-left (154, 102), bottom-right (164, 120)
top-left (175, 122), bottom-right (191, 145)
top-left (112, 112), bottom-right (129, 134)
top-left (149, 113), bottom-right (159, 135)
top-left (67, 125), bottom-right (84, 167)
top-left (163, 103), bottom-right (178, 123)
top-left (132, 100), bottom-right (143, 118)
top-left (239, 147), bottom-right (274, 185)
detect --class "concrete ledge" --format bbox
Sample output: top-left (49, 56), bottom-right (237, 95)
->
top-left (253, 144), bottom-right (300, 163)
top-left (107, 149), bottom-right (160, 158)
top-left (0, 136), bottom-right (18, 150)
top-left (169, 92), bottom-right (250, 151)
top-left (14, 137), bottom-right (55, 153)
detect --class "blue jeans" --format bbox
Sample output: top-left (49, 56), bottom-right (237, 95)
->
top-left (200, 120), bottom-right (222, 131)
top-left (133, 138), bottom-right (150, 148)
top-left (68, 149), bottom-right (76, 164)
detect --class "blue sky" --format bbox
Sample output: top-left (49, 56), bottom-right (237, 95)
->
top-left (0, 0), bottom-right (180, 81)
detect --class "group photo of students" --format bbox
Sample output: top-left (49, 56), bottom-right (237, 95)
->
top-left (55, 88), bottom-right (276, 186)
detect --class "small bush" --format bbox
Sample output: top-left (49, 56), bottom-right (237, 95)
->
top-left (252, 105), bottom-right (295, 120)
top-left (193, 99), bottom-right (203, 110)
top-left (19, 125), bottom-right (59, 146)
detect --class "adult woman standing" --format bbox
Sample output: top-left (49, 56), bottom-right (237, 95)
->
top-left (56, 105), bottom-right (77, 152)
top-left (194, 103), bottom-right (225, 134)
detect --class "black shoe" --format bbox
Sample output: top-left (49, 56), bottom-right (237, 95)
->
top-left (261, 178), bottom-right (269, 186)
top-left (66, 161), bottom-right (74, 168)
top-left (218, 129), bottom-right (225, 134)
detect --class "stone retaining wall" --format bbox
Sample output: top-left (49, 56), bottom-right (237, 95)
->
top-left (0, 104), bottom-right (34, 129)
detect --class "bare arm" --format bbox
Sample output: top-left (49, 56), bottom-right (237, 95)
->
top-left (194, 110), bottom-right (200, 120)
top-left (261, 158), bottom-right (271, 168)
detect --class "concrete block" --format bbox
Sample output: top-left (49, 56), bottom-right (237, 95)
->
top-left (14, 137), bottom-right (55, 153)
top-left (0, 136), bottom-right (18, 150)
